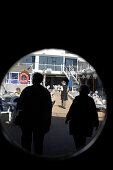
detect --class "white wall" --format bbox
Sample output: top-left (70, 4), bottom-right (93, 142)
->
top-left (34, 55), bottom-right (39, 72)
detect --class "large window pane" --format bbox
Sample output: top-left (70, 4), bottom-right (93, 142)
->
top-left (39, 56), bottom-right (63, 65)
top-left (11, 80), bottom-right (19, 84)
top-left (32, 56), bottom-right (35, 63)
top-left (39, 65), bottom-right (46, 70)
top-left (20, 56), bottom-right (33, 63)
top-left (39, 56), bottom-right (63, 71)
top-left (48, 57), bottom-right (53, 64)
top-left (55, 65), bottom-right (61, 71)
top-left (65, 58), bottom-right (77, 66)
top-left (10, 73), bottom-right (18, 79)
top-left (39, 56), bottom-right (47, 64)
top-left (46, 64), bottom-right (54, 70)
top-left (56, 57), bottom-right (63, 64)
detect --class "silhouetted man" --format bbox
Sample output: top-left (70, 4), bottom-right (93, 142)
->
top-left (15, 73), bottom-right (52, 154)
top-left (65, 85), bottom-right (99, 150)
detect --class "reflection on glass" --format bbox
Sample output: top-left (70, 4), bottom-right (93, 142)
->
top-left (39, 56), bottom-right (63, 65)
top-left (65, 58), bottom-right (77, 67)
top-left (0, 49), bottom-right (107, 158)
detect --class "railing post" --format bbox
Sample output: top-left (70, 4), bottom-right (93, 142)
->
top-left (62, 64), bottom-right (64, 72)
top-left (61, 64), bottom-right (62, 72)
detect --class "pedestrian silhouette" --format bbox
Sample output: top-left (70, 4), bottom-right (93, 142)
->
top-left (15, 73), bottom-right (52, 154)
top-left (65, 85), bottom-right (99, 150)
top-left (61, 81), bottom-right (68, 109)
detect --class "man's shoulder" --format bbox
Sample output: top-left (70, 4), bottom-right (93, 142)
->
top-left (74, 95), bottom-right (93, 100)
top-left (21, 86), bottom-right (32, 94)
top-left (23, 85), bottom-right (50, 95)
top-left (37, 85), bottom-right (50, 94)
top-left (23, 86), bottom-right (31, 91)
top-left (73, 95), bottom-right (80, 102)
top-left (88, 95), bottom-right (94, 101)
top-left (75, 95), bottom-right (80, 99)
top-left (43, 86), bottom-right (50, 94)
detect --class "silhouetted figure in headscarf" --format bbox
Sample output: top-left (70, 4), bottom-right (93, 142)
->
top-left (65, 85), bottom-right (99, 150)
top-left (15, 73), bottom-right (52, 154)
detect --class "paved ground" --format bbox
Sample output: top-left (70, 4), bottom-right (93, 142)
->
top-left (52, 92), bottom-right (72, 117)
top-left (1, 92), bottom-right (75, 157)
top-left (52, 92), bottom-right (105, 120)
top-left (0, 92), bottom-right (106, 157)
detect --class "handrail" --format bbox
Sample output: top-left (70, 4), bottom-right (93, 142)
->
top-left (63, 65), bottom-right (79, 85)
top-left (39, 64), bottom-right (63, 71)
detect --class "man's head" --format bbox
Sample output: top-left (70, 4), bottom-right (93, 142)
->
top-left (32, 73), bottom-right (43, 85)
top-left (95, 90), bottom-right (98, 94)
top-left (61, 80), bottom-right (66, 85)
top-left (79, 85), bottom-right (90, 95)
top-left (16, 87), bottom-right (21, 94)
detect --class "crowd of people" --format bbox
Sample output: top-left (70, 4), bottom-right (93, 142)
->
top-left (0, 72), bottom-right (107, 155)
top-left (46, 84), bottom-right (62, 92)
top-left (91, 90), bottom-right (106, 105)
top-left (9, 73), bottom-right (102, 155)
top-left (47, 82), bottom-right (106, 110)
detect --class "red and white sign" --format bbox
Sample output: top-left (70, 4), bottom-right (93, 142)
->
top-left (19, 72), bottom-right (29, 83)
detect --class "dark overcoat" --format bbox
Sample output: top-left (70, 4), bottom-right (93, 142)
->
top-left (15, 84), bottom-right (52, 134)
top-left (61, 85), bottom-right (68, 101)
top-left (66, 95), bottom-right (99, 137)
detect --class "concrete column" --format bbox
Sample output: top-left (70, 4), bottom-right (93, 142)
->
top-left (35, 55), bottom-right (39, 72)
top-left (76, 58), bottom-right (78, 72)
top-left (43, 74), bottom-right (46, 87)
top-left (63, 56), bottom-right (65, 72)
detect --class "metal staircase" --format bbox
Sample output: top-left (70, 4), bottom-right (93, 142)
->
top-left (63, 65), bottom-right (79, 85)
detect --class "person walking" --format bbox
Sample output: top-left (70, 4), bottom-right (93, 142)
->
top-left (15, 73), bottom-right (52, 155)
top-left (61, 80), bottom-right (68, 109)
top-left (65, 85), bottom-right (99, 150)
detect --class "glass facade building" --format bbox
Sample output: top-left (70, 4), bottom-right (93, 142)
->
top-left (20, 56), bottom-right (35, 64)
top-left (65, 58), bottom-right (77, 71)
top-left (4, 55), bottom-right (78, 85)
top-left (2, 52), bottom-right (100, 94)
top-left (39, 56), bottom-right (63, 71)
top-left (4, 55), bottom-right (78, 86)
top-left (39, 56), bottom-right (77, 71)
top-left (65, 58), bottom-right (77, 66)
top-left (19, 56), bottom-right (35, 69)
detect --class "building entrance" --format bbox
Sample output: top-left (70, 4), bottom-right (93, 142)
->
top-left (46, 76), bottom-right (68, 88)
